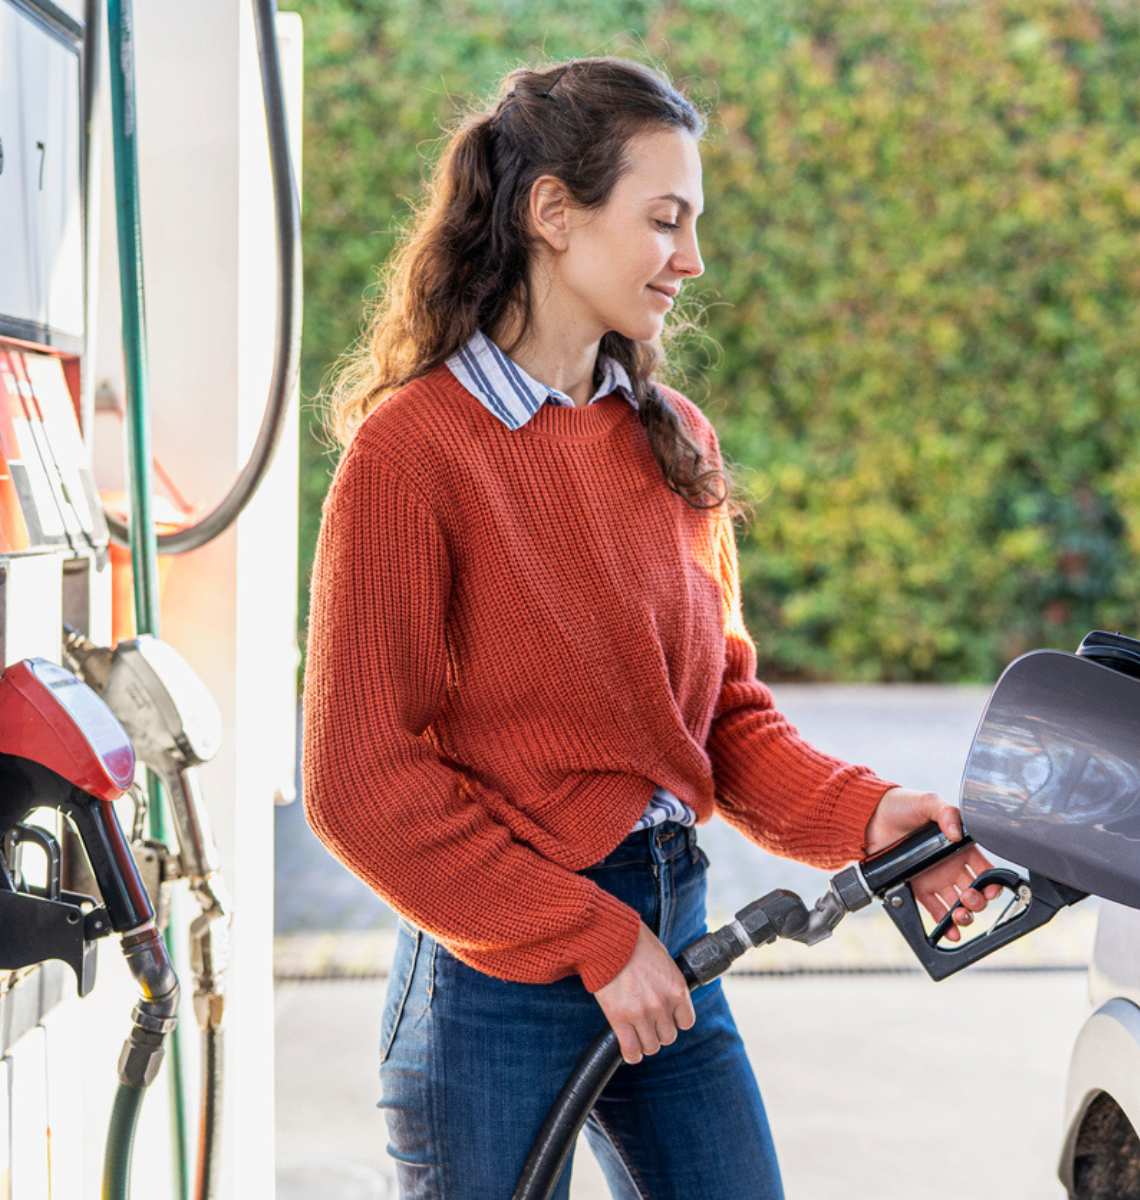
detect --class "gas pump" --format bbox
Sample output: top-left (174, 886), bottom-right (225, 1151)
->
top-left (0, 658), bottom-right (178, 1196)
top-left (2, 0), bottom-right (300, 1196)
top-left (62, 627), bottom-right (233, 1200)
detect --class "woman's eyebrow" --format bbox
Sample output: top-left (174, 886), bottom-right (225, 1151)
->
top-left (650, 192), bottom-right (704, 217)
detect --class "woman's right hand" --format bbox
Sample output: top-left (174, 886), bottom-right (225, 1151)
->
top-left (592, 921), bottom-right (696, 1064)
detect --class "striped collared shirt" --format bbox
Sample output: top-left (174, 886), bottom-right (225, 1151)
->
top-left (446, 327), bottom-right (698, 833)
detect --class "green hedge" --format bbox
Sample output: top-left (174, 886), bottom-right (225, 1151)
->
top-left (288, 0), bottom-right (1140, 684)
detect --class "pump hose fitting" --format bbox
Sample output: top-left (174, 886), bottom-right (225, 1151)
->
top-left (676, 889), bottom-right (807, 987)
top-left (116, 922), bottom-right (180, 1087)
top-left (103, 922), bottom-right (180, 1200)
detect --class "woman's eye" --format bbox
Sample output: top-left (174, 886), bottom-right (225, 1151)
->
top-left (654, 219), bottom-right (680, 231)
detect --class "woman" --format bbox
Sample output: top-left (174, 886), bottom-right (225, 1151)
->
top-left (302, 55), bottom-right (999, 1199)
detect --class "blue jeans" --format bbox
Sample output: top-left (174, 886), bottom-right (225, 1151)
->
top-left (376, 821), bottom-right (785, 1199)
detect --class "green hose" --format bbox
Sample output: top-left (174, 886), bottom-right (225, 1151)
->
top-left (101, 1085), bottom-right (147, 1200)
top-left (105, 2), bottom-right (190, 1197)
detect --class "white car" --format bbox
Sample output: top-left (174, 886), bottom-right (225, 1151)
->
top-left (1058, 900), bottom-right (1140, 1198)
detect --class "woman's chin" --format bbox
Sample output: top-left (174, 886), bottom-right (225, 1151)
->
top-left (611, 314), bottom-right (666, 343)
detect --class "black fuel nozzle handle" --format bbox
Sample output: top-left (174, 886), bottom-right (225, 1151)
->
top-left (0, 755), bottom-right (155, 933)
top-left (5, 822), bottom-right (61, 899)
top-left (859, 820), bottom-right (974, 894)
top-left (59, 783), bottom-right (155, 933)
top-left (858, 819), bottom-right (1088, 980)
top-left (925, 867), bottom-right (1025, 945)
top-left (881, 868), bottom-right (1086, 980)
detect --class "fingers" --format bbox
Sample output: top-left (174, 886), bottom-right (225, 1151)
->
top-left (938, 804), bottom-right (964, 841)
top-left (939, 809), bottom-right (1003, 898)
top-left (963, 857), bottom-right (1002, 902)
top-left (614, 1023), bottom-right (645, 1065)
top-left (632, 1017), bottom-right (660, 1061)
top-left (618, 994), bottom-right (697, 1064)
top-left (911, 816), bottom-right (1009, 939)
top-left (595, 925), bottom-right (699, 1065)
top-left (927, 862), bottom-right (1009, 943)
top-left (675, 994), bottom-right (696, 1033)
top-left (931, 889), bottom-right (962, 942)
top-left (924, 883), bottom-right (983, 943)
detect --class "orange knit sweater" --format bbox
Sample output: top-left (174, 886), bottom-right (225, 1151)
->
top-left (301, 362), bottom-right (898, 992)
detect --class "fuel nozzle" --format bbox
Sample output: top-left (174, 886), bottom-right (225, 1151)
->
top-left (60, 632), bottom-right (235, 1197)
top-left (0, 658), bottom-right (180, 1084)
top-left (63, 627), bottom-right (225, 888)
top-left (62, 628), bottom-right (231, 1028)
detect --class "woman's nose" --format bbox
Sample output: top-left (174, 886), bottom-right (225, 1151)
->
top-left (674, 236), bottom-right (703, 279)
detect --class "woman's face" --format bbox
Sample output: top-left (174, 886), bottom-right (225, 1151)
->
top-left (531, 127), bottom-right (705, 343)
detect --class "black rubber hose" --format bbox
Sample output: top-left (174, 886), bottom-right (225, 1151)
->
top-left (194, 1026), bottom-right (224, 1199)
top-left (512, 1025), bottom-right (623, 1200)
top-left (103, 0), bottom-right (300, 556)
top-left (513, 890), bottom-right (813, 1199)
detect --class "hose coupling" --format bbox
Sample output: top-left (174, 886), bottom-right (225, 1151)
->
top-left (778, 865), bottom-right (873, 948)
top-left (677, 889), bottom-right (810, 987)
top-left (116, 922), bottom-right (180, 1088)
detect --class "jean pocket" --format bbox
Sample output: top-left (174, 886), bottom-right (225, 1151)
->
top-left (379, 923), bottom-right (421, 1066)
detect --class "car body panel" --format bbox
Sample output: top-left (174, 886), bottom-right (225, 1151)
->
top-left (961, 650), bottom-right (1140, 910)
top-left (1058, 904), bottom-right (1140, 1192)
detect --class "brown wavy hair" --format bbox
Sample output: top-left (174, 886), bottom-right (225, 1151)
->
top-left (316, 54), bottom-right (744, 515)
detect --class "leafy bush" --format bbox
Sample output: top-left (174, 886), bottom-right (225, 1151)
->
top-left (289, 0), bottom-right (1140, 683)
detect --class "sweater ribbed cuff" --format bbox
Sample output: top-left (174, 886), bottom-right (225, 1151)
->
top-left (825, 769), bottom-right (900, 865)
top-left (575, 887), bottom-right (643, 994)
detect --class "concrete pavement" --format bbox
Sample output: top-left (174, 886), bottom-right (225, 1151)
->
top-left (276, 968), bottom-right (1091, 1198)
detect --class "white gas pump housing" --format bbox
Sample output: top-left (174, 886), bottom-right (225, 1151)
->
top-left (0, 2), bottom-right (301, 1196)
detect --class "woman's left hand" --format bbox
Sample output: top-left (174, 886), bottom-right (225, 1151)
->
top-left (864, 786), bottom-right (1002, 943)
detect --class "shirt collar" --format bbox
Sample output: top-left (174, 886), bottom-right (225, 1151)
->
top-left (445, 327), bottom-right (637, 431)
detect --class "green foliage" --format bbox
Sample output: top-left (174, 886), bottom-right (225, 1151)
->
top-left (287, 0), bottom-right (1140, 683)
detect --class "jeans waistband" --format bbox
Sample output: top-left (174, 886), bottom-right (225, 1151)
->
top-left (585, 820), bottom-right (700, 869)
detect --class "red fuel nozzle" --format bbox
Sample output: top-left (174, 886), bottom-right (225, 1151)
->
top-left (0, 658), bottom-right (153, 934)
top-left (0, 658), bottom-right (135, 798)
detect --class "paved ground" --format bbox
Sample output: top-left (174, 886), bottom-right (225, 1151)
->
top-left (276, 684), bottom-right (1100, 1196)
top-left (275, 969), bottom-right (1092, 1199)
